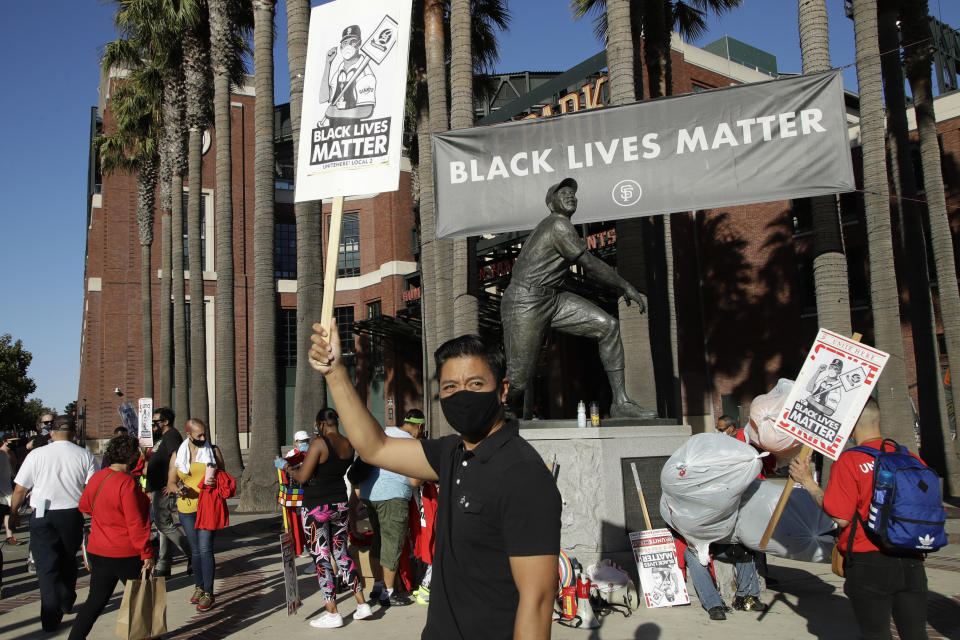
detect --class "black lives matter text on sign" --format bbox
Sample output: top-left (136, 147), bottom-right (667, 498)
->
top-left (310, 118), bottom-right (391, 170)
top-left (786, 401), bottom-right (841, 442)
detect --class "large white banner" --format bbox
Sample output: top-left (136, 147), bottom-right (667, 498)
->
top-left (295, 0), bottom-right (412, 201)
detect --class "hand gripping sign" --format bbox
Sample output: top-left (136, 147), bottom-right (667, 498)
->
top-left (758, 330), bottom-right (889, 548)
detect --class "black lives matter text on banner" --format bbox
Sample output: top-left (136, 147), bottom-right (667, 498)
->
top-left (772, 329), bottom-right (889, 460)
top-left (630, 529), bottom-right (690, 608)
top-left (295, 0), bottom-right (412, 201)
top-left (432, 71), bottom-right (853, 238)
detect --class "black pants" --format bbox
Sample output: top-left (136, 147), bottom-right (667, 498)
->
top-left (67, 553), bottom-right (142, 640)
top-left (844, 551), bottom-right (928, 640)
top-left (30, 508), bottom-right (83, 631)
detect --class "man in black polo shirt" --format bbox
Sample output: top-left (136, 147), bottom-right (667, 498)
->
top-left (146, 407), bottom-right (191, 576)
top-left (310, 327), bottom-right (561, 639)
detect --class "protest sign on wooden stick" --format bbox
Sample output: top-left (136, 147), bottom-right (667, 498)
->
top-left (760, 331), bottom-right (887, 548)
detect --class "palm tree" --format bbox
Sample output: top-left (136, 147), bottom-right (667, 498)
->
top-left (240, 0), bottom-right (280, 511)
top-left (449, 0), bottom-right (478, 336)
top-left (900, 0), bottom-right (960, 491)
top-left (183, 20), bottom-right (213, 428)
top-left (798, 0), bottom-right (852, 339)
top-left (876, 0), bottom-right (950, 476)
top-left (170, 75), bottom-right (191, 430)
top-left (287, 0), bottom-right (327, 434)
top-left (849, 0), bottom-right (914, 443)
top-left (209, 0), bottom-right (252, 474)
top-left (97, 75), bottom-right (161, 401)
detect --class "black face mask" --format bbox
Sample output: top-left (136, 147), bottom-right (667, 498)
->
top-left (440, 389), bottom-right (502, 439)
top-left (190, 438), bottom-right (206, 447)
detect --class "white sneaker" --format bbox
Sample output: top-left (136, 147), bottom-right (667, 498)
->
top-left (353, 603), bottom-right (373, 620)
top-left (309, 612), bottom-right (344, 628)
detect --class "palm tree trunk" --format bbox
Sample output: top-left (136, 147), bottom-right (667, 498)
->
top-left (425, 0), bottom-right (453, 348)
top-left (210, 0), bottom-right (242, 473)
top-left (416, 98), bottom-right (442, 433)
top-left (450, 0), bottom-right (478, 336)
top-left (287, 0), bottom-right (327, 430)
top-left (184, 27), bottom-right (210, 426)
top-left (877, 0), bottom-right (948, 471)
top-left (799, 0), bottom-right (852, 337)
top-left (850, 0), bottom-right (914, 443)
top-left (241, 0), bottom-right (280, 511)
top-left (137, 156), bottom-right (158, 399)
top-left (159, 213), bottom-right (172, 408)
top-left (901, 0), bottom-right (960, 492)
top-left (607, 0), bottom-right (658, 411)
top-left (172, 172), bottom-right (189, 430)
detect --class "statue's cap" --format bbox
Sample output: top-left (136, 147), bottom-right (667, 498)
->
top-left (341, 25), bottom-right (361, 42)
top-left (545, 178), bottom-right (578, 205)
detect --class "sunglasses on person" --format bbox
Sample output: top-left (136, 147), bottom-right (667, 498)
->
top-left (41, 420), bottom-right (54, 425)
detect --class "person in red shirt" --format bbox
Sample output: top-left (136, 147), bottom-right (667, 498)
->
top-left (790, 398), bottom-right (928, 640)
top-left (67, 435), bottom-right (155, 640)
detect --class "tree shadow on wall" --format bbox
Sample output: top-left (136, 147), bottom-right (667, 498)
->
top-left (694, 209), bottom-right (813, 406)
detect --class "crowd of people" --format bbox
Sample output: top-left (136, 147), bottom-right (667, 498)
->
top-left (1, 408), bottom-right (231, 637)
top-left (0, 327), bottom-right (938, 640)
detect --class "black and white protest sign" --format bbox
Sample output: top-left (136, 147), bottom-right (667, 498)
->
top-left (295, 0), bottom-right (412, 201)
top-left (433, 71), bottom-right (853, 237)
top-left (137, 397), bottom-right (153, 448)
top-left (630, 529), bottom-right (689, 608)
top-left (773, 329), bottom-right (889, 460)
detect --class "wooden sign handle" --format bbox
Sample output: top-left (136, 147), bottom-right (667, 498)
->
top-left (320, 196), bottom-right (344, 334)
top-left (631, 462), bottom-right (653, 530)
top-left (758, 331), bottom-right (862, 549)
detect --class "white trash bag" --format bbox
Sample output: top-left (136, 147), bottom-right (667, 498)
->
top-left (585, 559), bottom-right (631, 594)
top-left (746, 378), bottom-right (803, 466)
top-left (732, 480), bottom-right (837, 563)
top-left (659, 433), bottom-right (764, 566)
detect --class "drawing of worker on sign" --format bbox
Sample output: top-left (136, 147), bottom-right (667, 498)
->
top-left (804, 358), bottom-right (845, 417)
top-left (319, 25), bottom-right (378, 127)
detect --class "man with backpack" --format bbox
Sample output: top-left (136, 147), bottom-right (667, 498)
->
top-left (790, 397), bottom-right (947, 640)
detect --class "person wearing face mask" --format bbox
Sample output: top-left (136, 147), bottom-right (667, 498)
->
top-left (166, 419), bottom-right (224, 612)
top-left (279, 408), bottom-right (371, 628)
top-left (309, 328), bottom-right (561, 640)
top-left (146, 407), bottom-right (191, 578)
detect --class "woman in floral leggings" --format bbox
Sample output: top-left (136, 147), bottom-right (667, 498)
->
top-left (282, 409), bottom-right (369, 629)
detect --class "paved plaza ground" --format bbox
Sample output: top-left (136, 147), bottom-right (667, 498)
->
top-left (1, 499), bottom-right (958, 640)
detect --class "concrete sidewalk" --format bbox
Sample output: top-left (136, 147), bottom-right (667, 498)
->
top-left (1, 504), bottom-right (958, 640)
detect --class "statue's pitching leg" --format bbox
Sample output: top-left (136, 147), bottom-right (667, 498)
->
top-left (551, 293), bottom-right (657, 419)
top-left (501, 289), bottom-right (551, 403)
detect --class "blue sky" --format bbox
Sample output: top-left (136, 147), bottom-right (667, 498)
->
top-left (1, 0), bottom-right (958, 415)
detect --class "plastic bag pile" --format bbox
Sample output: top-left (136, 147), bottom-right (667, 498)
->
top-left (660, 431), bottom-right (837, 566)
top-left (733, 480), bottom-right (836, 562)
top-left (659, 433), bottom-right (763, 566)
top-left (743, 378), bottom-right (803, 467)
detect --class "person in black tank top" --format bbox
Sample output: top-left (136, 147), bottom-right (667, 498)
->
top-left (282, 409), bottom-right (371, 628)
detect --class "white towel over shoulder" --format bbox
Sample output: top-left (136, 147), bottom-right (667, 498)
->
top-left (175, 439), bottom-right (216, 474)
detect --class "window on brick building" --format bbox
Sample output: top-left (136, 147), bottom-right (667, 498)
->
top-left (691, 82), bottom-right (712, 93)
top-left (337, 213), bottom-right (360, 277)
top-left (279, 308), bottom-right (297, 367)
top-left (334, 306), bottom-right (356, 356)
top-left (275, 221), bottom-right (297, 279)
top-left (181, 192), bottom-right (206, 267)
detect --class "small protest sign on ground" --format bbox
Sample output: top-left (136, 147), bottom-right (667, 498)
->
top-left (630, 529), bottom-right (689, 608)
top-left (772, 329), bottom-right (889, 460)
top-left (280, 532), bottom-right (301, 615)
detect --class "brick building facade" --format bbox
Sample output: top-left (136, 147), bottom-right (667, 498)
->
top-left (79, 74), bottom-right (421, 448)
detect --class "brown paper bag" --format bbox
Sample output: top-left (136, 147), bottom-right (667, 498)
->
top-left (115, 569), bottom-right (167, 640)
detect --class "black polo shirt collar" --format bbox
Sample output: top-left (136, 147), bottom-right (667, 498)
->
top-left (456, 419), bottom-right (518, 464)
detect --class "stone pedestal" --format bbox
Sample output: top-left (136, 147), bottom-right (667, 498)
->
top-left (520, 421), bottom-right (691, 569)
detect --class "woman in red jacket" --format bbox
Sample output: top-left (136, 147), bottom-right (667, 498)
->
top-left (68, 435), bottom-right (154, 640)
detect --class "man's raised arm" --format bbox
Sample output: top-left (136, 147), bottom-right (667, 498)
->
top-left (309, 322), bottom-right (438, 482)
